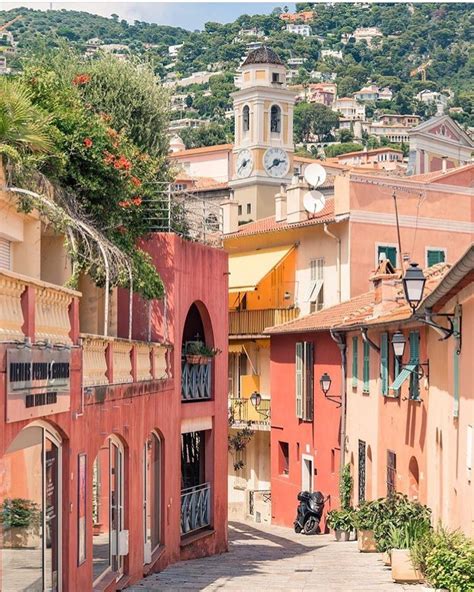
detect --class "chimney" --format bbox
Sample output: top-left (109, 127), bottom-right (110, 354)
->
top-left (370, 258), bottom-right (402, 317)
top-left (286, 176), bottom-right (309, 224)
top-left (441, 156), bottom-right (448, 173)
top-left (275, 184), bottom-right (287, 222)
top-left (221, 198), bottom-right (239, 234)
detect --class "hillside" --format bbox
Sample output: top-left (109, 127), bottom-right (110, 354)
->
top-left (1, 4), bottom-right (473, 133)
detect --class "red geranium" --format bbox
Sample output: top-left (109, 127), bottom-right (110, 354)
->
top-left (72, 73), bottom-right (91, 86)
top-left (119, 200), bottom-right (131, 208)
top-left (132, 197), bottom-right (142, 206)
top-left (130, 176), bottom-right (142, 187)
top-left (103, 151), bottom-right (115, 165)
top-left (114, 155), bottom-right (132, 171)
top-left (83, 138), bottom-right (93, 148)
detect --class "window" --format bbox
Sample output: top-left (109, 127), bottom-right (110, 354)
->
top-left (270, 105), bottom-right (281, 133)
top-left (409, 331), bottom-right (420, 400)
top-left (272, 72), bottom-right (280, 83)
top-left (427, 249), bottom-right (445, 267)
top-left (308, 258), bottom-right (324, 311)
top-left (352, 336), bottom-right (358, 388)
top-left (295, 341), bottom-right (314, 421)
top-left (387, 450), bottom-right (397, 496)
top-left (238, 204), bottom-right (242, 216)
top-left (143, 433), bottom-right (162, 563)
top-left (380, 332), bottom-right (389, 396)
top-left (363, 340), bottom-right (370, 393)
top-left (0, 237), bottom-right (11, 270)
top-left (242, 105), bottom-right (250, 132)
top-left (173, 183), bottom-right (186, 191)
top-left (278, 441), bottom-right (289, 475)
top-left (377, 245), bottom-right (397, 267)
top-left (246, 203), bottom-right (251, 215)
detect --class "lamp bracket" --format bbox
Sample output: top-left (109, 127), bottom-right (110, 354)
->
top-left (402, 360), bottom-right (429, 381)
top-left (415, 306), bottom-right (462, 353)
top-left (361, 328), bottom-right (380, 353)
top-left (324, 393), bottom-right (342, 408)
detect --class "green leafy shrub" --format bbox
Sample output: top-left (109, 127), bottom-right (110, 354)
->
top-left (327, 508), bottom-right (355, 532)
top-left (0, 498), bottom-right (40, 529)
top-left (411, 527), bottom-right (474, 592)
top-left (388, 519), bottom-right (431, 550)
top-left (339, 463), bottom-right (352, 510)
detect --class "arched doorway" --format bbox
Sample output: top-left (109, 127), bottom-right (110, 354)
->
top-left (92, 436), bottom-right (125, 585)
top-left (182, 302), bottom-right (214, 402)
top-left (0, 423), bottom-right (62, 592)
top-left (143, 432), bottom-right (162, 563)
top-left (408, 456), bottom-right (420, 500)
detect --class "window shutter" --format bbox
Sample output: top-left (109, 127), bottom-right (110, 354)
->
top-left (409, 331), bottom-right (420, 400)
top-left (363, 340), bottom-right (370, 393)
top-left (296, 342), bottom-right (303, 418)
top-left (304, 342), bottom-right (314, 421)
top-left (352, 336), bottom-right (358, 388)
top-left (380, 332), bottom-right (389, 396)
top-left (378, 246), bottom-right (397, 267)
top-left (427, 250), bottom-right (445, 267)
top-left (0, 238), bottom-right (11, 270)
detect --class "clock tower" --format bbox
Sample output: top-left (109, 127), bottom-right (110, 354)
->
top-left (230, 46), bottom-right (295, 222)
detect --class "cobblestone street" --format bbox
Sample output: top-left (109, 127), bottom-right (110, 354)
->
top-left (128, 521), bottom-right (425, 592)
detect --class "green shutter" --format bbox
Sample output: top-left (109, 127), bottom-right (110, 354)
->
top-left (352, 336), bottom-right (358, 388)
top-left (409, 331), bottom-right (420, 400)
top-left (378, 246), bottom-right (397, 267)
top-left (363, 340), bottom-right (370, 393)
top-left (296, 342), bottom-right (303, 418)
top-left (380, 332), bottom-right (389, 396)
top-left (453, 316), bottom-right (460, 418)
top-left (427, 250), bottom-right (445, 267)
top-left (304, 342), bottom-right (314, 421)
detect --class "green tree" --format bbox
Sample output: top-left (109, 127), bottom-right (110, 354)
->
top-left (180, 122), bottom-right (230, 149)
top-left (325, 142), bottom-right (363, 158)
top-left (294, 102), bottom-right (339, 143)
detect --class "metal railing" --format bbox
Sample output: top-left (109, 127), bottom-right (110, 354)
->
top-left (181, 361), bottom-right (212, 401)
top-left (229, 397), bottom-right (271, 426)
top-left (229, 308), bottom-right (299, 335)
top-left (180, 482), bottom-right (211, 535)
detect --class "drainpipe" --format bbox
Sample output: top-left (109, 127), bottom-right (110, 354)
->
top-left (330, 330), bottom-right (347, 474)
top-left (324, 224), bottom-right (341, 303)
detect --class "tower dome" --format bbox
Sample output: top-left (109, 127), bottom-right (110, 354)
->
top-left (242, 45), bottom-right (284, 67)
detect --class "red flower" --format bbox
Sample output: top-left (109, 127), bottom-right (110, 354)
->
top-left (72, 73), bottom-right (91, 86)
top-left (130, 176), bottom-right (142, 187)
top-left (83, 137), bottom-right (93, 148)
top-left (132, 197), bottom-right (142, 206)
top-left (103, 151), bottom-right (115, 165)
top-left (119, 200), bottom-right (131, 208)
top-left (114, 155), bottom-right (132, 171)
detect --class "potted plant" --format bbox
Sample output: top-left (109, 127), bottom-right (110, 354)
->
top-left (354, 500), bottom-right (378, 552)
top-left (327, 508), bottom-right (355, 541)
top-left (389, 520), bottom-right (429, 583)
top-left (185, 341), bottom-right (221, 364)
top-left (0, 498), bottom-right (41, 549)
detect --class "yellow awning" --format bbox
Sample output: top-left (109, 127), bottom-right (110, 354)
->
top-left (228, 245), bottom-right (294, 293)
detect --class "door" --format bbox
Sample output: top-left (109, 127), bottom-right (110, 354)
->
top-left (143, 433), bottom-right (162, 564)
top-left (358, 440), bottom-right (366, 503)
top-left (301, 455), bottom-right (313, 492)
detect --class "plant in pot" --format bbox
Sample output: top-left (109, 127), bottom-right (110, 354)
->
top-left (327, 508), bottom-right (355, 542)
top-left (354, 500), bottom-right (379, 552)
top-left (0, 498), bottom-right (41, 549)
top-left (185, 341), bottom-right (221, 365)
top-left (389, 519), bottom-right (430, 583)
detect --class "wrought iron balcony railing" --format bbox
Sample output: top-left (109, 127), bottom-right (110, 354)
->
top-left (229, 308), bottom-right (299, 336)
top-left (229, 397), bottom-right (271, 428)
top-left (181, 361), bottom-right (212, 401)
top-left (180, 482), bottom-right (211, 535)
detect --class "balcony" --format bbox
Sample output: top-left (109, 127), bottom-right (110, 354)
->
top-left (229, 397), bottom-right (271, 430)
top-left (81, 335), bottom-right (170, 387)
top-left (180, 482), bottom-right (211, 535)
top-left (229, 308), bottom-right (299, 337)
top-left (181, 360), bottom-right (212, 401)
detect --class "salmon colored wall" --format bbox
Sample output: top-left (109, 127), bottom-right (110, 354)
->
top-left (0, 234), bottom-right (229, 591)
top-left (270, 331), bottom-right (341, 530)
top-left (426, 284), bottom-right (474, 536)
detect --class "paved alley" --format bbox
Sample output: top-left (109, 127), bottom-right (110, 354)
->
top-left (128, 521), bottom-right (424, 592)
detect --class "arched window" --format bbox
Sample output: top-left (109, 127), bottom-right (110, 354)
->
top-left (242, 105), bottom-right (250, 133)
top-left (270, 105), bottom-right (281, 133)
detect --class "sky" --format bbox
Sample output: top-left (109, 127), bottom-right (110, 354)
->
top-left (2, 1), bottom-right (297, 31)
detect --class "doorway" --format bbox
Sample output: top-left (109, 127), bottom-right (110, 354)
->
top-left (301, 455), bottom-right (313, 492)
top-left (0, 424), bottom-right (62, 592)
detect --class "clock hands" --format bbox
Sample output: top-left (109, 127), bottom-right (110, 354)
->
top-left (238, 158), bottom-right (249, 172)
top-left (268, 158), bottom-right (285, 170)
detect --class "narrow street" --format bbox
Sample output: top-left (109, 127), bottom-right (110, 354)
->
top-left (128, 521), bottom-right (424, 591)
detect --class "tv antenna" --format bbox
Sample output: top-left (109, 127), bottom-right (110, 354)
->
top-left (303, 163), bottom-right (327, 216)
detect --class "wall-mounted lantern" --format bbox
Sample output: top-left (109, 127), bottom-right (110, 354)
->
top-left (319, 373), bottom-right (341, 407)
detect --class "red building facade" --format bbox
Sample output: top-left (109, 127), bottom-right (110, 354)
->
top-left (0, 233), bottom-right (228, 591)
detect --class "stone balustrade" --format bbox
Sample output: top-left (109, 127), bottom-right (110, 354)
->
top-left (0, 273), bottom-right (26, 342)
top-left (81, 334), bottom-right (170, 387)
top-left (35, 286), bottom-right (73, 345)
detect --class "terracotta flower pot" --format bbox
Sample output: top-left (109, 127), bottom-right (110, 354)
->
top-left (391, 549), bottom-right (422, 583)
top-left (334, 529), bottom-right (351, 541)
top-left (358, 529), bottom-right (377, 552)
top-left (382, 550), bottom-right (392, 566)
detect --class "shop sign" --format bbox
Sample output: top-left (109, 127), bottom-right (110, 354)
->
top-left (6, 348), bottom-right (71, 422)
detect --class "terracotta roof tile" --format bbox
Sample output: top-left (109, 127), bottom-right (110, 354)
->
top-left (171, 144), bottom-right (233, 158)
top-left (226, 199), bottom-right (336, 238)
top-left (266, 263), bottom-right (451, 334)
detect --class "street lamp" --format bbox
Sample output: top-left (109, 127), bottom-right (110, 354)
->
top-left (391, 331), bottom-right (406, 359)
top-left (403, 262), bottom-right (426, 312)
top-left (320, 373), bottom-right (332, 395)
top-left (250, 390), bottom-right (262, 409)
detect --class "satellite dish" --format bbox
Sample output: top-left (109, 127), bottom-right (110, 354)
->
top-left (304, 163), bottom-right (327, 188)
top-left (303, 190), bottom-right (326, 215)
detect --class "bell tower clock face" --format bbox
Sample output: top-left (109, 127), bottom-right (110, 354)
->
top-left (236, 149), bottom-right (253, 178)
top-left (263, 148), bottom-right (290, 178)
